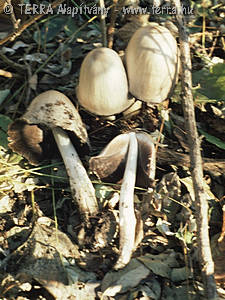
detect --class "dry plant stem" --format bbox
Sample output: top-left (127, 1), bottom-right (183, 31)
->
top-left (114, 132), bottom-right (138, 270)
top-left (157, 147), bottom-right (225, 176)
top-left (218, 205), bottom-right (225, 242)
top-left (155, 102), bottom-right (169, 154)
top-left (0, 51), bottom-right (26, 71)
top-left (108, 0), bottom-right (126, 48)
top-left (0, 69), bottom-right (13, 78)
top-left (52, 127), bottom-right (98, 219)
top-left (172, 0), bottom-right (218, 299)
top-left (99, 0), bottom-right (107, 47)
top-left (5, 0), bottom-right (19, 29)
top-left (0, 0), bottom-right (65, 45)
top-left (209, 30), bottom-right (220, 58)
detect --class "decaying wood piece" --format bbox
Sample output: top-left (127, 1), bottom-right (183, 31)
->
top-left (171, 1), bottom-right (218, 299)
top-left (157, 147), bottom-right (225, 177)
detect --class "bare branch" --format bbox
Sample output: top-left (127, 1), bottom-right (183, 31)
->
top-left (0, 0), bottom-right (66, 46)
top-left (171, 1), bottom-right (218, 299)
top-left (99, 0), bottom-right (107, 47)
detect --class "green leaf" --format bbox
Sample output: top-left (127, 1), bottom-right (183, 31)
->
top-left (192, 63), bottom-right (225, 101)
top-left (102, 259), bottom-right (150, 296)
top-left (0, 89), bottom-right (10, 106)
top-left (33, 16), bottom-right (68, 44)
top-left (95, 184), bottom-right (113, 202)
top-left (199, 128), bottom-right (225, 150)
top-left (176, 228), bottom-right (194, 245)
top-left (171, 267), bottom-right (192, 282)
top-left (64, 16), bottom-right (79, 37)
top-left (0, 114), bottom-right (12, 149)
top-left (137, 252), bottom-right (179, 278)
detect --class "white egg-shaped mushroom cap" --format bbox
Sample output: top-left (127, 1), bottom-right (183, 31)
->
top-left (125, 23), bottom-right (179, 103)
top-left (77, 47), bottom-right (133, 116)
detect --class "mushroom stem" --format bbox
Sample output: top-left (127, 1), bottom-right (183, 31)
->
top-left (52, 127), bottom-right (98, 218)
top-left (114, 132), bottom-right (138, 270)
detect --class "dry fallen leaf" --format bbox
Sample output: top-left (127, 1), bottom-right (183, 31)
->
top-left (101, 258), bottom-right (150, 297)
top-left (28, 74), bottom-right (38, 91)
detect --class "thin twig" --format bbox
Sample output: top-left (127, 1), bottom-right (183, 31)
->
top-left (209, 30), bottom-right (220, 57)
top-left (99, 0), bottom-right (107, 47)
top-left (108, 0), bottom-right (118, 48)
top-left (171, 1), bottom-right (218, 299)
top-left (0, 50), bottom-right (27, 71)
top-left (221, 36), bottom-right (225, 51)
top-left (202, 7), bottom-right (206, 54)
top-left (155, 101), bottom-right (169, 154)
top-left (0, 0), bottom-right (66, 46)
top-left (108, 0), bottom-right (127, 48)
top-left (0, 69), bottom-right (13, 78)
top-left (5, 0), bottom-right (20, 29)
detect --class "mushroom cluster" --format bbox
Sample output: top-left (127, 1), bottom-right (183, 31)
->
top-left (7, 22), bottom-right (179, 269)
top-left (76, 22), bottom-right (179, 116)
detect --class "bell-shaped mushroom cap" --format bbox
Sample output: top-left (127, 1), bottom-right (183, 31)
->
top-left (77, 47), bottom-right (133, 116)
top-left (125, 23), bottom-right (179, 103)
top-left (89, 131), bottom-right (156, 189)
top-left (8, 90), bottom-right (88, 165)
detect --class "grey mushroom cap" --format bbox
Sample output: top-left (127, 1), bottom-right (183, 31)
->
top-left (23, 90), bottom-right (88, 143)
top-left (89, 131), bottom-right (156, 189)
top-left (8, 119), bottom-right (44, 165)
top-left (8, 90), bottom-right (88, 165)
top-left (89, 133), bottom-right (129, 180)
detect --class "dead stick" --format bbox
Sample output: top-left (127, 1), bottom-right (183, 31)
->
top-left (0, 0), bottom-right (66, 46)
top-left (155, 101), bottom-right (169, 154)
top-left (108, 0), bottom-right (118, 48)
top-left (209, 30), bottom-right (220, 58)
top-left (0, 51), bottom-right (27, 70)
top-left (99, 0), bottom-right (107, 47)
top-left (171, 1), bottom-right (218, 299)
top-left (157, 147), bottom-right (225, 176)
top-left (5, 0), bottom-right (19, 29)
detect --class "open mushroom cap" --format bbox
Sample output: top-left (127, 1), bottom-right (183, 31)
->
top-left (8, 90), bottom-right (88, 165)
top-left (136, 131), bottom-right (156, 188)
top-left (125, 23), bottom-right (179, 104)
top-left (89, 131), bottom-right (156, 189)
top-left (77, 47), bottom-right (134, 116)
top-left (22, 90), bottom-right (87, 143)
top-left (89, 133), bottom-right (129, 181)
top-left (8, 119), bottom-right (44, 165)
